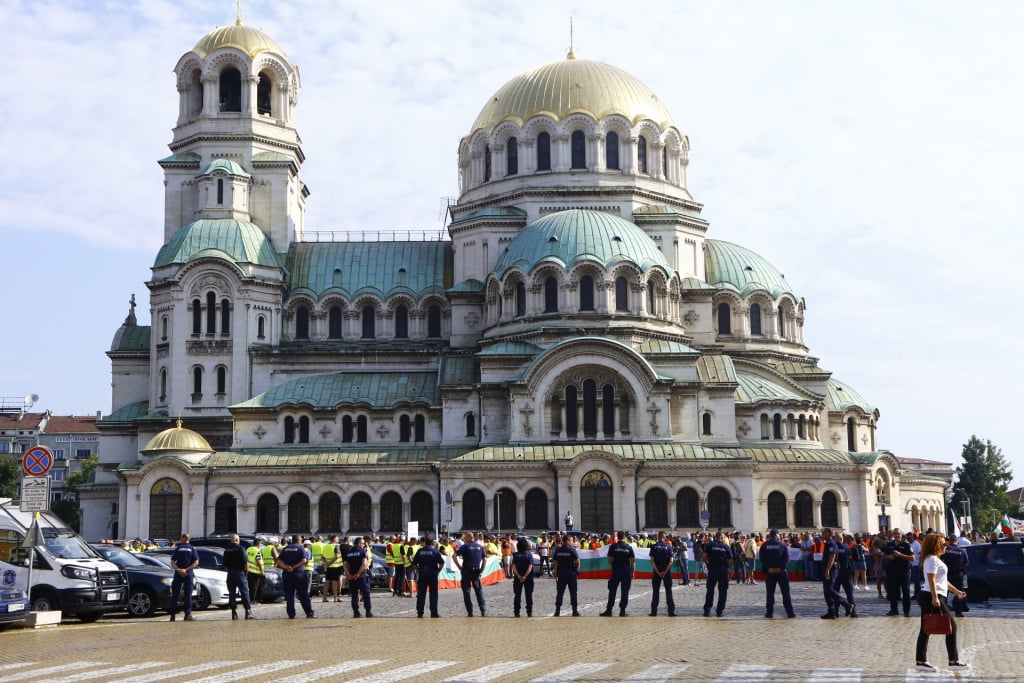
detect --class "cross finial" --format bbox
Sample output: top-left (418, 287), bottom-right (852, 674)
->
top-left (176, 412), bottom-right (183, 429)
top-left (236, 0), bottom-right (243, 25)
top-left (567, 17), bottom-right (576, 59)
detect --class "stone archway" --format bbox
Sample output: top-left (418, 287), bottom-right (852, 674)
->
top-left (580, 470), bottom-right (613, 533)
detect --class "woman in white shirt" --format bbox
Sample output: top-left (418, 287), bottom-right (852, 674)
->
top-left (914, 533), bottom-right (969, 673)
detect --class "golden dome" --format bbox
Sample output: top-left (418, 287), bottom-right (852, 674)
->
top-left (469, 55), bottom-right (676, 135)
top-left (192, 21), bottom-right (286, 59)
top-left (141, 418), bottom-right (213, 455)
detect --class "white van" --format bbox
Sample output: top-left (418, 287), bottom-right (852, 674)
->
top-left (0, 499), bottom-right (128, 622)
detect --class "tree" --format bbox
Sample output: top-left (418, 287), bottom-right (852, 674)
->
top-left (51, 455), bottom-right (98, 532)
top-left (954, 435), bottom-right (1015, 530)
top-left (0, 456), bottom-right (19, 499)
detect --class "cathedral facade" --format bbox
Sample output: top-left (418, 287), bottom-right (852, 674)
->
top-left (80, 20), bottom-right (949, 542)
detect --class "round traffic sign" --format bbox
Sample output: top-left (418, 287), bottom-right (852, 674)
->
top-left (22, 446), bottom-right (54, 476)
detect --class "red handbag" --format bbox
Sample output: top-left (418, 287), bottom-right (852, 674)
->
top-left (923, 608), bottom-right (953, 635)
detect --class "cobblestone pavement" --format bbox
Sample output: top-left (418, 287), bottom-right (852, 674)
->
top-left (2, 578), bottom-right (1023, 682)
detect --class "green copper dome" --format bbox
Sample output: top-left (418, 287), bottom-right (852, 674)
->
top-left (492, 209), bottom-right (671, 277)
top-left (155, 219), bottom-right (282, 269)
top-left (704, 240), bottom-right (795, 298)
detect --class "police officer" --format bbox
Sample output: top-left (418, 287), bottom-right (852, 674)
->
top-left (454, 532), bottom-right (486, 616)
top-left (940, 535), bottom-right (969, 617)
top-left (276, 534), bottom-right (315, 619)
top-left (552, 534), bottom-right (580, 616)
top-left (836, 533), bottom-right (858, 617)
top-left (820, 527), bottom-right (851, 619)
top-left (223, 533), bottom-right (253, 620)
top-left (508, 537), bottom-right (535, 617)
top-left (344, 536), bottom-right (373, 618)
top-left (169, 533), bottom-right (199, 621)
top-left (600, 531), bottom-right (636, 616)
top-left (246, 538), bottom-right (265, 604)
top-left (702, 531), bottom-right (733, 617)
top-left (758, 529), bottom-right (795, 618)
top-left (884, 529), bottom-right (914, 616)
top-left (412, 536), bottom-right (445, 618)
top-left (648, 531), bottom-right (676, 616)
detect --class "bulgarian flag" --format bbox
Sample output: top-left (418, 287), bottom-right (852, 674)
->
top-left (996, 515), bottom-right (1013, 535)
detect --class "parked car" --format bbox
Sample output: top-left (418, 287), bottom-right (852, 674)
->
top-left (0, 587), bottom-right (30, 630)
top-left (147, 546), bottom-right (285, 603)
top-left (965, 539), bottom-right (1024, 603)
top-left (133, 552), bottom-right (231, 610)
top-left (90, 544), bottom-right (196, 617)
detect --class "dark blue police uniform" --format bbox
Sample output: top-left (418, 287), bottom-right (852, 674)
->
top-left (835, 540), bottom-right (856, 612)
top-left (884, 538), bottom-right (912, 615)
top-left (758, 534), bottom-right (794, 618)
top-left (511, 549), bottom-right (535, 617)
top-left (456, 540), bottom-right (486, 616)
top-left (648, 540), bottom-right (676, 616)
top-left (277, 541), bottom-right (315, 618)
top-left (552, 543), bottom-right (579, 616)
top-left (344, 543), bottom-right (372, 617)
top-left (412, 543), bottom-right (444, 617)
top-left (702, 538), bottom-right (732, 617)
top-left (601, 539), bottom-right (635, 616)
top-left (940, 543), bottom-right (969, 616)
top-left (821, 536), bottom-right (850, 618)
top-left (169, 540), bottom-right (199, 619)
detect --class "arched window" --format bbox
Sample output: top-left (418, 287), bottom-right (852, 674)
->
top-left (544, 276), bottom-right (558, 312)
top-left (256, 493), bottom-right (279, 533)
top-left (159, 368), bottom-right (167, 402)
top-left (206, 292), bottom-right (217, 334)
top-left (515, 282), bottom-right (526, 317)
top-left (361, 305), bottom-right (375, 339)
top-left (493, 488), bottom-right (516, 531)
top-left (524, 488), bottom-right (548, 529)
top-left (220, 298), bottom-right (230, 335)
top-left (213, 494), bottom-right (236, 534)
top-left (777, 309), bottom-right (786, 339)
top-left (798, 415), bottom-right (806, 439)
top-left (717, 302), bottom-right (731, 334)
top-left (662, 145), bottom-right (667, 178)
top-left (160, 316), bottom-right (168, 341)
top-left (794, 491), bottom-right (813, 527)
top-left (295, 306), bottom-right (309, 339)
top-left (847, 417), bottom-right (857, 451)
top-left (349, 492), bottom-right (371, 531)
top-left (216, 178), bottom-right (224, 205)
top-left (606, 131), bottom-right (619, 170)
top-left (284, 416), bottom-right (295, 444)
top-left (256, 72), bottom-right (272, 116)
top-left (342, 416), bottom-right (353, 443)
top-left (219, 67), bottom-right (241, 112)
top-left (411, 491), bottom-right (434, 530)
top-left (400, 415), bottom-right (411, 442)
top-left (602, 384), bottom-right (615, 436)
top-left (192, 299), bottom-right (202, 334)
top-left (428, 304), bottom-right (442, 338)
top-left (582, 379), bottom-right (597, 438)
top-left (645, 487), bottom-right (668, 528)
top-left (298, 416), bottom-right (310, 444)
top-left (579, 275), bottom-right (595, 311)
top-left (767, 492), bottom-right (787, 528)
top-left (707, 486), bottom-right (732, 528)
top-left (822, 491), bottom-right (839, 528)
top-left (647, 280), bottom-right (656, 315)
top-left (760, 414), bottom-right (770, 440)
top-left (773, 413), bottom-right (783, 439)
top-left (463, 489), bottom-right (486, 529)
top-left (615, 276), bottom-right (629, 311)
top-left (750, 303), bottom-right (762, 335)
top-left (676, 487), bottom-right (699, 527)
top-left (483, 144), bottom-right (491, 182)
top-left (465, 413), bottom-right (476, 437)
top-left (380, 491), bottom-right (402, 531)
top-left (319, 492), bottom-right (341, 532)
top-left (571, 130), bottom-right (586, 169)
top-left (506, 137), bottom-right (518, 175)
top-left (287, 493), bottom-right (310, 533)
top-left (414, 414), bottom-right (425, 442)
top-left (257, 315), bottom-right (266, 339)
top-left (638, 135), bottom-right (648, 173)
top-left (216, 366), bottom-right (226, 394)
top-left (192, 366), bottom-right (203, 395)
top-left (537, 132), bottom-right (551, 171)
top-left (328, 306), bottom-right (343, 339)
top-left (702, 412), bottom-right (712, 435)
top-left (394, 305), bottom-right (408, 339)
top-left (565, 385), bottom-right (578, 437)
top-left (356, 415), bottom-right (367, 443)
top-left (189, 69), bottom-right (203, 117)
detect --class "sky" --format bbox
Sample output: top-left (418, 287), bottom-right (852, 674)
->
top-left (1, 1), bottom-right (1021, 488)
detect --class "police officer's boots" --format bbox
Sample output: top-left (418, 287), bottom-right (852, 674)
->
top-left (231, 608), bottom-right (238, 620)
top-left (245, 609), bottom-right (254, 620)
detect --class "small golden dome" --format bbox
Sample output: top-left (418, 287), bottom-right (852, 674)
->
top-left (141, 418), bottom-right (213, 455)
top-left (469, 55), bottom-right (676, 135)
top-left (192, 22), bottom-right (286, 59)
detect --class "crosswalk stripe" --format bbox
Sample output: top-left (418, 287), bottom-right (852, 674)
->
top-left (342, 661), bottom-right (457, 683)
top-left (810, 668), bottom-right (861, 682)
top-left (272, 660), bottom-right (383, 683)
top-left (0, 663), bottom-right (35, 672)
top-left (528, 662), bottom-right (613, 682)
top-left (187, 660), bottom-right (312, 683)
top-left (903, 668), bottom-right (956, 682)
top-left (59, 662), bottom-right (170, 682)
top-left (621, 664), bottom-right (689, 682)
top-left (108, 661), bottom-right (248, 683)
top-left (713, 664), bottom-right (773, 682)
top-left (442, 661), bottom-right (537, 682)
top-left (4, 662), bottom-right (109, 682)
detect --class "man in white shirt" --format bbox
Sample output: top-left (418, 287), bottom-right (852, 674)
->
top-left (910, 534), bottom-right (923, 598)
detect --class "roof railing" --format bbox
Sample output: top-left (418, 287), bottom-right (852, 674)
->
top-left (302, 230), bottom-right (451, 243)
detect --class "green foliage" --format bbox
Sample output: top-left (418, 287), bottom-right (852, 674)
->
top-left (51, 455), bottom-right (99, 533)
top-left (954, 436), bottom-right (1015, 528)
top-left (0, 456), bottom-right (20, 498)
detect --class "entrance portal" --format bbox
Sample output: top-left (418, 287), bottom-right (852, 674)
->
top-left (580, 470), bottom-right (613, 532)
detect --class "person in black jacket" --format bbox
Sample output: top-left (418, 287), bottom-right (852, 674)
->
top-left (223, 534), bottom-right (253, 620)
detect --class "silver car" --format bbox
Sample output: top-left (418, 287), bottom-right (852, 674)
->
top-left (133, 552), bottom-right (231, 610)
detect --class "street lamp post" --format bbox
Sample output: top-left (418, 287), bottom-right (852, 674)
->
top-left (495, 492), bottom-right (502, 537)
top-left (952, 487), bottom-right (971, 531)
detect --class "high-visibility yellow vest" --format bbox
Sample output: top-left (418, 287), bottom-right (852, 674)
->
top-left (322, 543), bottom-right (343, 568)
top-left (400, 544), bottom-right (412, 567)
top-left (387, 542), bottom-right (402, 565)
top-left (262, 544), bottom-right (278, 567)
top-left (310, 541), bottom-right (324, 565)
top-left (246, 546), bottom-right (264, 574)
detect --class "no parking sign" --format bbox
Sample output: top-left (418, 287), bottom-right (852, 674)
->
top-left (22, 446), bottom-right (53, 477)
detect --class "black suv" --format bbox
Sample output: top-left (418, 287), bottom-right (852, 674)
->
top-left (90, 544), bottom-right (195, 617)
top-left (964, 539), bottom-right (1024, 602)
